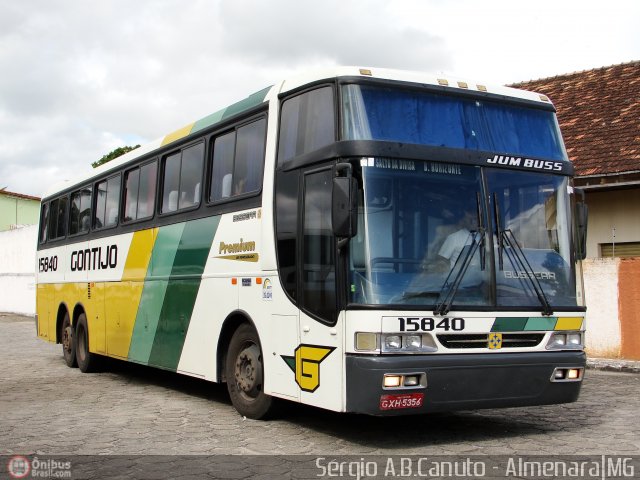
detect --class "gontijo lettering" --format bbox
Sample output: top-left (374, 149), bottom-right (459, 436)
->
top-left (70, 245), bottom-right (118, 271)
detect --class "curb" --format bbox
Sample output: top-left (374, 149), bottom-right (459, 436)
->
top-left (587, 358), bottom-right (640, 374)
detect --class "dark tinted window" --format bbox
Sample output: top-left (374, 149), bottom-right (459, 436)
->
top-left (39, 203), bottom-right (49, 243)
top-left (137, 162), bottom-right (157, 219)
top-left (124, 161), bottom-right (157, 222)
top-left (95, 175), bottom-right (120, 229)
top-left (48, 196), bottom-right (68, 240)
top-left (278, 87), bottom-right (334, 164)
top-left (275, 170), bottom-right (300, 300)
top-left (179, 143), bottom-right (204, 209)
top-left (69, 187), bottom-right (91, 235)
top-left (302, 169), bottom-right (336, 322)
top-left (162, 153), bottom-right (181, 212)
top-left (162, 143), bottom-right (204, 213)
top-left (210, 118), bottom-right (266, 202)
top-left (210, 132), bottom-right (235, 201)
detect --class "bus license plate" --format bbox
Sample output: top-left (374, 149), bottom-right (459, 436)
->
top-left (380, 393), bottom-right (424, 411)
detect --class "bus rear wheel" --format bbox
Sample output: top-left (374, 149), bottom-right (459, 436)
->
top-left (75, 313), bottom-right (98, 373)
top-left (61, 312), bottom-right (77, 368)
top-left (225, 323), bottom-right (274, 419)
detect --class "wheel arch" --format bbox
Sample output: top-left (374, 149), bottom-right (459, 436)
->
top-left (55, 302), bottom-right (70, 344)
top-left (72, 302), bottom-right (87, 324)
top-left (216, 310), bottom-right (257, 383)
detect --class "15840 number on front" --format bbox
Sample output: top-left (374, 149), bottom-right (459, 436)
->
top-left (398, 317), bottom-right (465, 332)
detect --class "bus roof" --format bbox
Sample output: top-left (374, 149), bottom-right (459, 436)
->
top-left (43, 66), bottom-right (552, 200)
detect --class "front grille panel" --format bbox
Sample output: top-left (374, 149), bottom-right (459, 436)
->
top-left (437, 333), bottom-right (545, 349)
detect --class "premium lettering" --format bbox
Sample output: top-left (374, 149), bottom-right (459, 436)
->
top-left (219, 238), bottom-right (256, 255)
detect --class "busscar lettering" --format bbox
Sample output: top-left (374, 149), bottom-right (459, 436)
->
top-left (487, 154), bottom-right (563, 172)
top-left (504, 270), bottom-right (556, 280)
top-left (70, 245), bottom-right (118, 271)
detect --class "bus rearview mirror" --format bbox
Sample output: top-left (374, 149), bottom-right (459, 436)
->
top-left (574, 188), bottom-right (588, 261)
top-left (332, 176), bottom-right (358, 239)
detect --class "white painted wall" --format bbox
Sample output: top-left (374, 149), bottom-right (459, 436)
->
top-left (582, 257), bottom-right (621, 357)
top-left (0, 225), bottom-right (37, 315)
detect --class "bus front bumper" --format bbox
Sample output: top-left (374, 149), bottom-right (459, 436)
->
top-left (345, 351), bottom-right (585, 415)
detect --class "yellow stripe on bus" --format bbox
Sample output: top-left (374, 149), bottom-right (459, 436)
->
top-left (555, 317), bottom-right (583, 331)
top-left (105, 229), bottom-right (158, 358)
top-left (161, 122), bottom-right (195, 146)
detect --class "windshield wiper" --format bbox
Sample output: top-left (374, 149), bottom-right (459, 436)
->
top-left (500, 229), bottom-right (554, 316)
top-left (492, 194), bottom-right (554, 316)
top-left (433, 229), bottom-right (483, 316)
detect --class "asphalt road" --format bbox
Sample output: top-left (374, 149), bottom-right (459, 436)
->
top-left (1, 313), bottom-right (638, 478)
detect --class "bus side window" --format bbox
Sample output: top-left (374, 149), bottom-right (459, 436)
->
top-left (277, 86), bottom-right (335, 165)
top-left (69, 186), bottom-right (91, 235)
top-left (234, 118), bottom-right (266, 195)
top-left (94, 175), bottom-right (120, 229)
top-left (210, 118), bottom-right (266, 202)
top-left (179, 143), bottom-right (204, 209)
top-left (47, 196), bottom-right (68, 241)
top-left (161, 144), bottom-right (204, 213)
top-left (39, 203), bottom-right (50, 243)
top-left (124, 160), bottom-right (157, 223)
top-left (211, 132), bottom-right (235, 201)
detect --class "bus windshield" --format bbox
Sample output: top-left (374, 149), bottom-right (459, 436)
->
top-left (341, 84), bottom-right (568, 161)
top-left (348, 160), bottom-right (578, 311)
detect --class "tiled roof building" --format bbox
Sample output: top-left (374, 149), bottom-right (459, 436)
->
top-left (512, 61), bottom-right (640, 187)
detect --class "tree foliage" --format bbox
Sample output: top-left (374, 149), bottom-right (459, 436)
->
top-left (92, 145), bottom-right (141, 168)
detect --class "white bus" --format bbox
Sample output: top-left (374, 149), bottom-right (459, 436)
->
top-left (36, 67), bottom-right (588, 418)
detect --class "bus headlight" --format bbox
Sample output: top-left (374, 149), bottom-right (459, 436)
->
top-left (355, 333), bottom-right (439, 353)
top-left (380, 333), bottom-right (438, 353)
top-left (385, 335), bottom-right (402, 351)
top-left (405, 335), bottom-right (422, 350)
top-left (546, 331), bottom-right (584, 350)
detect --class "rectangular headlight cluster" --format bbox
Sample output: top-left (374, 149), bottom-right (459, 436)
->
top-left (355, 333), bottom-right (438, 353)
top-left (382, 333), bottom-right (437, 353)
top-left (546, 331), bottom-right (584, 350)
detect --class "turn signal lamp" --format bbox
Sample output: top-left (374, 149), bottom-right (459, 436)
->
top-left (551, 367), bottom-right (583, 382)
top-left (355, 332), bottom-right (377, 351)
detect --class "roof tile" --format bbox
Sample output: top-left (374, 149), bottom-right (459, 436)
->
top-left (511, 61), bottom-right (640, 177)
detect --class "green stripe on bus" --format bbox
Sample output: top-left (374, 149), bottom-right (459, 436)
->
top-left (148, 215), bottom-right (220, 370)
top-left (190, 86), bottom-right (271, 136)
top-left (128, 222), bottom-right (186, 364)
top-left (491, 317), bottom-right (528, 332)
top-left (222, 86), bottom-right (271, 119)
top-left (524, 317), bottom-right (557, 331)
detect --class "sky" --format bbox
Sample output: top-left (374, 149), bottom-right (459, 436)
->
top-left (1, 0), bottom-right (639, 197)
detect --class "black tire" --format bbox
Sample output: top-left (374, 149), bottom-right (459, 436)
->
top-left (75, 313), bottom-right (98, 373)
top-left (225, 323), bottom-right (275, 419)
top-left (61, 312), bottom-right (77, 368)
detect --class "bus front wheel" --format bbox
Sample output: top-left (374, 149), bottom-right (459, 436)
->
top-left (225, 323), bottom-right (274, 419)
top-left (75, 313), bottom-right (97, 373)
top-left (61, 312), bottom-right (77, 368)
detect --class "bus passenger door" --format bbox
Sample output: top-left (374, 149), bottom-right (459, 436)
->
top-left (296, 168), bottom-right (344, 412)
